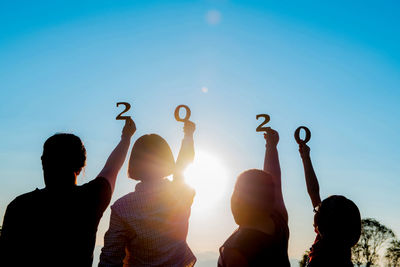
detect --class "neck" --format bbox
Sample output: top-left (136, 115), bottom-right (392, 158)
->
top-left (44, 171), bottom-right (77, 189)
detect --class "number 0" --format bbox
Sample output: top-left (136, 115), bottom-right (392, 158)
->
top-left (294, 126), bottom-right (311, 144)
top-left (174, 105), bottom-right (191, 122)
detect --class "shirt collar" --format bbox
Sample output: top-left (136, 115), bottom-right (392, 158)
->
top-left (135, 179), bottom-right (169, 193)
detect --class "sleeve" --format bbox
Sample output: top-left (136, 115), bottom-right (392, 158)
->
top-left (84, 177), bottom-right (112, 214)
top-left (99, 206), bottom-right (129, 267)
top-left (170, 181), bottom-right (195, 209)
top-left (0, 200), bottom-right (20, 266)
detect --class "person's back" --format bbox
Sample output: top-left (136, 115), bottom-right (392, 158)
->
top-left (219, 128), bottom-right (290, 267)
top-left (1, 178), bottom-right (111, 266)
top-left (220, 212), bottom-right (290, 267)
top-left (298, 143), bottom-right (361, 267)
top-left (0, 119), bottom-right (136, 267)
top-left (99, 122), bottom-right (197, 267)
top-left (105, 179), bottom-right (195, 266)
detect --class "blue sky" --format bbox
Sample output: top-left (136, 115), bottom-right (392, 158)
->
top-left (1, 1), bottom-right (399, 265)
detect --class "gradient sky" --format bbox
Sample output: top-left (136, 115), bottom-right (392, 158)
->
top-left (1, 1), bottom-right (400, 266)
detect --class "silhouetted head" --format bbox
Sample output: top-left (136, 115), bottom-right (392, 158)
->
top-left (231, 169), bottom-right (275, 225)
top-left (314, 195), bottom-right (361, 247)
top-left (41, 133), bottom-right (86, 188)
top-left (128, 134), bottom-right (175, 181)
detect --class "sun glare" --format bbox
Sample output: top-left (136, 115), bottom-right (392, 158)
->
top-left (184, 151), bottom-right (229, 209)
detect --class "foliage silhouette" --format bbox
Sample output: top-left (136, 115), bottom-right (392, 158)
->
top-left (352, 218), bottom-right (395, 267)
top-left (299, 250), bottom-right (309, 267)
top-left (385, 239), bottom-right (400, 267)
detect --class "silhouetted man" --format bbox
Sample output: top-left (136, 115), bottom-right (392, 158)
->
top-left (0, 118), bottom-right (136, 267)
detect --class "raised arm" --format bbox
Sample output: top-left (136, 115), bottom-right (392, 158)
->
top-left (98, 118), bottom-right (136, 192)
top-left (299, 143), bottom-right (321, 208)
top-left (263, 128), bottom-right (288, 221)
top-left (174, 121), bottom-right (196, 181)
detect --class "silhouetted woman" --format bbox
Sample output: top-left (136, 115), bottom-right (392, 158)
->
top-left (0, 119), bottom-right (136, 267)
top-left (218, 128), bottom-right (290, 267)
top-left (99, 121), bottom-right (196, 267)
top-left (298, 143), bottom-right (361, 267)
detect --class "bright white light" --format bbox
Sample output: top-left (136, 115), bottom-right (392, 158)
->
top-left (205, 10), bottom-right (221, 25)
top-left (184, 151), bottom-right (228, 209)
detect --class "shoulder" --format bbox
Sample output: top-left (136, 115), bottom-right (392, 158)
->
top-left (8, 189), bottom-right (42, 208)
top-left (111, 192), bottom-right (136, 213)
top-left (82, 176), bottom-right (111, 190)
top-left (220, 247), bottom-right (248, 267)
top-left (80, 177), bottom-right (112, 197)
top-left (3, 189), bottom-right (42, 219)
top-left (169, 180), bottom-right (195, 198)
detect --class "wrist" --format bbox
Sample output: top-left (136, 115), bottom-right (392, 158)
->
top-left (121, 135), bottom-right (132, 142)
top-left (184, 133), bottom-right (194, 140)
top-left (265, 143), bottom-right (277, 149)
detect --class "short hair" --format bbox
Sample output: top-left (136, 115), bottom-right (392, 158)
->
top-left (315, 195), bottom-right (361, 247)
top-left (127, 134), bottom-right (175, 181)
top-left (231, 169), bottom-right (276, 225)
top-left (41, 133), bottom-right (86, 183)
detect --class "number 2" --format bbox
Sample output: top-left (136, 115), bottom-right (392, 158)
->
top-left (256, 114), bottom-right (270, 132)
top-left (116, 102), bottom-right (131, 120)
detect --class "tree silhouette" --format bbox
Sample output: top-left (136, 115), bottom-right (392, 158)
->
top-left (299, 250), bottom-right (309, 267)
top-left (385, 239), bottom-right (400, 267)
top-left (352, 218), bottom-right (395, 267)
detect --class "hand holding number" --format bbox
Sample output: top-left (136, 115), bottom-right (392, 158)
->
top-left (121, 117), bottom-right (136, 139)
top-left (183, 121), bottom-right (196, 137)
top-left (116, 102), bottom-right (131, 120)
top-left (299, 143), bottom-right (310, 160)
top-left (264, 127), bottom-right (279, 147)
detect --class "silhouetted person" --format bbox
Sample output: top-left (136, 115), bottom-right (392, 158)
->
top-left (0, 119), bottom-right (136, 267)
top-left (218, 128), bottom-right (290, 267)
top-left (298, 143), bottom-right (361, 267)
top-left (99, 121), bottom-right (196, 267)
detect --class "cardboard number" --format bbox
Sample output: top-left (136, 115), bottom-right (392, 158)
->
top-left (294, 126), bottom-right (311, 144)
top-left (174, 105), bottom-right (191, 122)
top-left (256, 114), bottom-right (270, 132)
top-left (116, 102), bottom-right (131, 120)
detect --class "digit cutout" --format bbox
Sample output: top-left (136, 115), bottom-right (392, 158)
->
top-left (174, 105), bottom-right (191, 122)
top-left (256, 114), bottom-right (271, 132)
top-left (116, 102), bottom-right (131, 120)
top-left (294, 126), bottom-right (311, 144)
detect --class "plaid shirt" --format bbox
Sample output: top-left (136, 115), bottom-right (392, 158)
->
top-left (99, 179), bottom-right (196, 267)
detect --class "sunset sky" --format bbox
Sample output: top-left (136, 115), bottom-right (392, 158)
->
top-left (1, 1), bottom-right (400, 266)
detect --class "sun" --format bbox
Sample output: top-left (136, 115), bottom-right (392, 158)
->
top-left (184, 150), bottom-right (229, 209)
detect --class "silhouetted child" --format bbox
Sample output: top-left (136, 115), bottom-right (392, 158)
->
top-left (0, 119), bottom-right (136, 267)
top-left (218, 128), bottom-right (290, 267)
top-left (298, 143), bottom-right (361, 267)
top-left (99, 121), bottom-right (196, 267)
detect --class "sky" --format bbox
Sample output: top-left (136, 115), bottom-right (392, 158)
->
top-left (0, 0), bottom-right (400, 266)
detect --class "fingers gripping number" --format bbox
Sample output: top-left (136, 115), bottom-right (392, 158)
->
top-left (174, 105), bottom-right (191, 122)
top-left (294, 126), bottom-right (311, 144)
top-left (116, 102), bottom-right (131, 120)
top-left (256, 114), bottom-right (270, 132)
